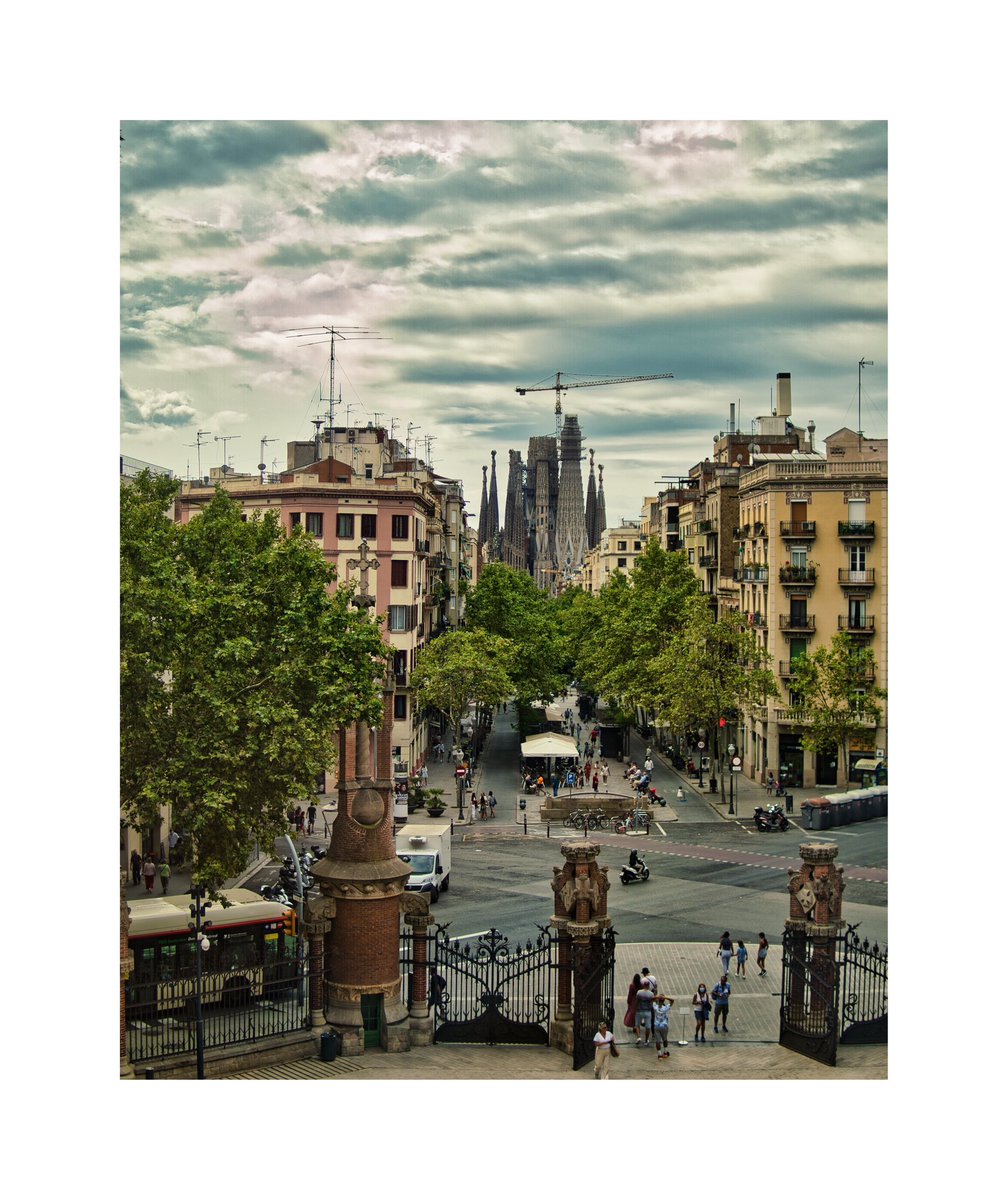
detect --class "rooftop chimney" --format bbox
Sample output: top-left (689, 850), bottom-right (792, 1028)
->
top-left (729, 402), bottom-right (736, 434)
top-left (776, 373), bottom-right (792, 418)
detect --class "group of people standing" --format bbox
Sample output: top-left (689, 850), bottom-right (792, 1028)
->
top-left (130, 849), bottom-right (171, 895)
top-left (468, 791), bottom-right (497, 822)
top-left (623, 965), bottom-right (672, 1059)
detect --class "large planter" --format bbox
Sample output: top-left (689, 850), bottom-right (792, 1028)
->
top-left (425, 806), bottom-right (446, 818)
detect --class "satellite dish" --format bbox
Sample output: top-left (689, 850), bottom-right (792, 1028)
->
top-left (258, 463), bottom-right (266, 472)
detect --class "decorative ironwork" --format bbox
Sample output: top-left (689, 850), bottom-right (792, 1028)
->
top-left (125, 953), bottom-right (309, 1064)
top-left (427, 924), bottom-right (554, 1045)
top-left (779, 923), bottom-right (887, 1066)
top-left (572, 928), bottom-right (617, 1072)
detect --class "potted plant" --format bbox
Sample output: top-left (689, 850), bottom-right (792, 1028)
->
top-left (424, 788), bottom-right (447, 818)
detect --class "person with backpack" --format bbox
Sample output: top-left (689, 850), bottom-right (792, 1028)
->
top-left (158, 858), bottom-right (171, 895)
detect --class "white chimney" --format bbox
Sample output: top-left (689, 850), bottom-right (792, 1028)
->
top-left (776, 372), bottom-right (792, 418)
top-left (729, 402), bottom-right (736, 434)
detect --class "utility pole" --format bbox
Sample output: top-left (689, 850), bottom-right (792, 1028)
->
top-left (858, 358), bottom-right (874, 442)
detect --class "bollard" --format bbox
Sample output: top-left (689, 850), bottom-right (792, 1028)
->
top-left (547, 822), bottom-right (551, 838)
top-left (523, 813), bottom-right (527, 835)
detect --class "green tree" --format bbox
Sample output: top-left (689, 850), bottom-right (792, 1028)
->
top-left (655, 597), bottom-right (778, 796)
top-left (789, 631), bottom-right (886, 788)
top-left (566, 541), bottom-right (699, 721)
top-left (121, 473), bottom-right (388, 887)
top-left (464, 563), bottom-right (567, 706)
top-left (411, 629), bottom-right (514, 810)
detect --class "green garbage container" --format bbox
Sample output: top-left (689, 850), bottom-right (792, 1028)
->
top-left (320, 1031), bottom-right (340, 1062)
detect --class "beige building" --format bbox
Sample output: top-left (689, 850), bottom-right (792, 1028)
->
top-left (579, 519), bottom-right (645, 595)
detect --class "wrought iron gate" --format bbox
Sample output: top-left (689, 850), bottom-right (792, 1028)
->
top-left (779, 923), bottom-right (887, 1066)
top-left (429, 926), bottom-right (554, 1045)
top-left (572, 928), bottom-right (617, 1071)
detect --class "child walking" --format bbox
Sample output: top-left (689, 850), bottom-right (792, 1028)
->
top-left (736, 939), bottom-right (748, 977)
top-left (652, 994), bottom-right (671, 1059)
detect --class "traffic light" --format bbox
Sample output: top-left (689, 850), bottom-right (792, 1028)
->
top-left (719, 717), bottom-right (726, 727)
top-left (282, 909), bottom-right (297, 938)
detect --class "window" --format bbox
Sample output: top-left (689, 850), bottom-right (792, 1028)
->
top-left (392, 514), bottom-right (410, 539)
top-left (849, 598), bottom-right (867, 629)
top-left (634, 541), bottom-right (641, 551)
top-left (365, 463), bottom-right (373, 480)
top-left (394, 694), bottom-right (407, 720)
top-left (391, 560), bottom-right (408, 588)
top-left (305, 512), bottom-right (323, 538)
top-left (392, 650), bottom-right (407, 684)
top-left (361, 513), bottom-right (376, 539)
top-left (290, 512), bottom-right (301, 528)
top-left (389, 605), bottom-right (408, 632)
top-left (338, 513), bottom-right (354, 539)
top-left (617, 557), bottom-right (627, 569)
top-left (790, 545), bottom-right (808, 569)
top-left (617, 540), bottom-right (627, 551)
top-left (849, 544), bottom-right (866, 572)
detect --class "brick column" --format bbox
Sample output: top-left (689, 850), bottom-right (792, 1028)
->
top-left (302, 909), bottom-right (331, 1031)
top-left (785, 842), bottom-right (846, 1034)
top-left (402, 893), bottom-right (434, 1046)
top-left (120, 872), bottom-right (135, 1078)
top-left (549, 841), bottom-right (611, 1055)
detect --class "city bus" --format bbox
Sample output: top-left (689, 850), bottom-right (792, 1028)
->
top-left (127, 887), bottom-right (297, 1015)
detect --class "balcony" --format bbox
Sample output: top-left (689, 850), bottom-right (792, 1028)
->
top-left (699, 553), bottom-right (717, 568)
top-left (415, 538), bottom-right (430, 555)
top-left (780, 565), bottom-right (817, 586)
top-left (779, 613), bottom-right (815, 633)
top-left (839, 568), bottom-right (876, 588)
top-left (734, 566), bottom-right (769, 583)
top-left (753, 521), bottom-right (767, 538)
top-left (745, 612), bottom-right (766, 628)
top-left (778, 660), bottom-right (805, 679)
top-left (838, 615), bottom-right (875, 634)
top-left (838, 520), bottom-right (875, 539)
top-left (698, 519), bottom-right (716, 533)
top-left (780, 520), bottom-right (816, 539)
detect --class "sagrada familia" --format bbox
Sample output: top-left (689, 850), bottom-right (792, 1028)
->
top-left (477, 413), bottom-right (606, 592)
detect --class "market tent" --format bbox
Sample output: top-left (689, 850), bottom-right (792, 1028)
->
top-left (520, 732), bottom-right (578, 758)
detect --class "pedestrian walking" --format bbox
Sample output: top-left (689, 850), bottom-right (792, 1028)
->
top-left (130, 849), bottom-right (142, 887)
top-left (158, 858), bottom-right (171, 895)
top-left (692, 983), bottom-right (711, 1042)
top-left (295, 805), bottom-right (305, 835)
top-left (479, 793), bottom-right (488, 820)
top-left (676, 785), bottom-right (685, 805)
top-left (624, 972), bottom-right (642, 1034)
top-left (420, 763), bottom-right (429, 786)
top-left (652, 994), bottom-right (671, 1058)
top-left (469, 792), bottom-right (477, 825)
top-left (488, 790), bottom-right (497, 818)
top-left (766, 770), bottom-right (775, 795)
top-left (601, 762), bottom-right (609, 785)
top-left (552, 772), bottom-right (560, 797)
top-left (712, 975), bottom-right (731, 1032)
top-left (307, 803), bottom-right (317, 835)
top-left (718, 931), bottom-right (734, 977)
top-left (635, 979), bottom-right (655, 1047)
top-left (142, 855), bottom-right (156, 893)
top-left (592, 771), bottom-right (599, 795)
top-left (641, 966), bottom-right (658, 994)
top-left (757, 932), bottom-right (769, 976)
top-left (593, 1020), bottom-right (617, 1079)
top-left (736, 940), bottom-right (748, 977)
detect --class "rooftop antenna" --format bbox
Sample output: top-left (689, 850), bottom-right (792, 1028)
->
top-left (284, 323), bottom-right (386, 434)
top-left (424, 433), bottom-right (437, 467)
top-left (858, 357), bottom-right (874, 441)
top-left (214, 433), bottom-right (240, 472)
top-left (187, 430), bottom-right (211, 481)
top-left (407, 421), bottom-right (421, 458)
top-left (259, 435), bottom-right (277, 484)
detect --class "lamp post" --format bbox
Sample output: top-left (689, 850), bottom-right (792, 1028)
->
top-left (696, 731), bottom-right (705, 788)
top-left (187, 884), bottom-right (213, 1080)
top-left (727, 744), bottom-right (736, 815)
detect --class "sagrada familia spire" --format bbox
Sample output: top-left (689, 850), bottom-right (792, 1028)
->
top-left (477, 450), bottom-right (503, 561)
top-left (585, 448), bottom-right (599, 551)
top-left (554, 415), bottom-right (588, 581)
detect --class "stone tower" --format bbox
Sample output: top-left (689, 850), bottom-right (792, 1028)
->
top-left (584, 448), bottom-right (599, 551)
top-left (595, 462), bottom-right (607, 544)
top-left (487, 449), bottom-right (501, 559)
top-left (527, 434), bottom-right (558, 591)
top-left (554, 414), bottom-right (588, 584)
top-left (502, 448), bottom-right (527, 571)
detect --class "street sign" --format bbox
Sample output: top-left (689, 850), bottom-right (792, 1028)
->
top-left (732, 755), bottom-right (742, 772)
top-left (455, 768), bottom-right (466, 777)
top-left (697, 741), bottom-right (705, 750)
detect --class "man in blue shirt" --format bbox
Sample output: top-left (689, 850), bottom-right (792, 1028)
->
top-left (712, 974), bottom-right (731, 1033)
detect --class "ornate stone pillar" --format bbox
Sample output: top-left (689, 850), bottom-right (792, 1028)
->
top-left (402, 893), bottom-right (434, 1046)
top-left (549, 841), bottom-right (611, 1054)
top-left (785, 842), bottom-right (846, 1033)
top-left (312, 681), bottom-right (413, 1055)
top-left (302, 910), bottom-right (331, 1031)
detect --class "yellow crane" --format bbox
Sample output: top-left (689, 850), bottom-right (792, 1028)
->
top-left (516, 370), bottom-right (676, 446)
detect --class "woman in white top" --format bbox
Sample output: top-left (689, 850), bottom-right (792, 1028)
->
top-left (593, 1020), bottom-right (616, 1079)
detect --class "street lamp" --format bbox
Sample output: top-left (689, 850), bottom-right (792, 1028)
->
top-left (727, 743), bottom-right (736, 815)
top-left (696, 731), bottom-right (706, 788)
top-left (188, 884), bottom-right (213, 1080)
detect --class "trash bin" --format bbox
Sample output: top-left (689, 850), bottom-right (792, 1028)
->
top-left (801, 802), bottom-right (813, 829)
top-left (320, 1031), bottom-right (340, 1062)
top-left (847, 791), bottom-right (866, 823)
top-left (831, 797), bottom-right (851, 826)
top-left (878, 788), bottom-right (888, 817)
top-left (784, 793), bottom-right (794, 814)
top-left (808, 797), bottom-right (832, 830)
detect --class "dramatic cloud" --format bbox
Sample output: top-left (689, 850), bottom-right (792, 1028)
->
top-left (120, 120), bottom-right (887, 520)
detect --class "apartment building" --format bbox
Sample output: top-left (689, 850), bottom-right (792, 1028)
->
top-left (579, 520), bottom-right (646, 595)
top-left (174, 422), bottom-right (473, 788)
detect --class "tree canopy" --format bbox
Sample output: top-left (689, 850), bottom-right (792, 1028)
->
top-left (121, 472), bottom-right (388, 887)
top-left (463, 563), bottom-right (568, 705)
top-left (789, 631), bottom-right (886, 787)
top-left (411, 628), bottom-right (514, 743)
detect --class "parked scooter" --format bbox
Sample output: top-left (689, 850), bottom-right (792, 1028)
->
top-left (753, 804), bottom-right (789, 832)
top-left (619, 853), bottom-right (650, 884)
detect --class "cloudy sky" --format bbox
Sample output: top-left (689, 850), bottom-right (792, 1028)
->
top-left (120, 119), bottom-right (886, 525)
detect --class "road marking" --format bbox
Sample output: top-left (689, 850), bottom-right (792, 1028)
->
top-left (653, 822), bottom-right (668, 837)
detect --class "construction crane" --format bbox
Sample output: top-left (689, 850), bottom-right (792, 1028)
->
top-left (516, 371), bottom-right (676, 446)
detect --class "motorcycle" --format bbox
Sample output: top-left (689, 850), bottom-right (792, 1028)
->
top-left (753, 804), bottom-right (789, 832)
top-left (619, 855), bottom-right (650, 885)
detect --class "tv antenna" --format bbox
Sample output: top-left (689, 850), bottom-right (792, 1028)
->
top-left (259, 435), bottom-right (277, 483)
top-left (187, 430), bottom-right (211, 480)
top-left (857, 357), bottom-right (874, 440)
top-left (407, 421), bottom-right (421, 458)
top-left (284, 324), bottom-right (385, 423)
top-left (214, 433), bottom-right (240, 472)
top-left (424, 434), bottom-right (437, 466)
